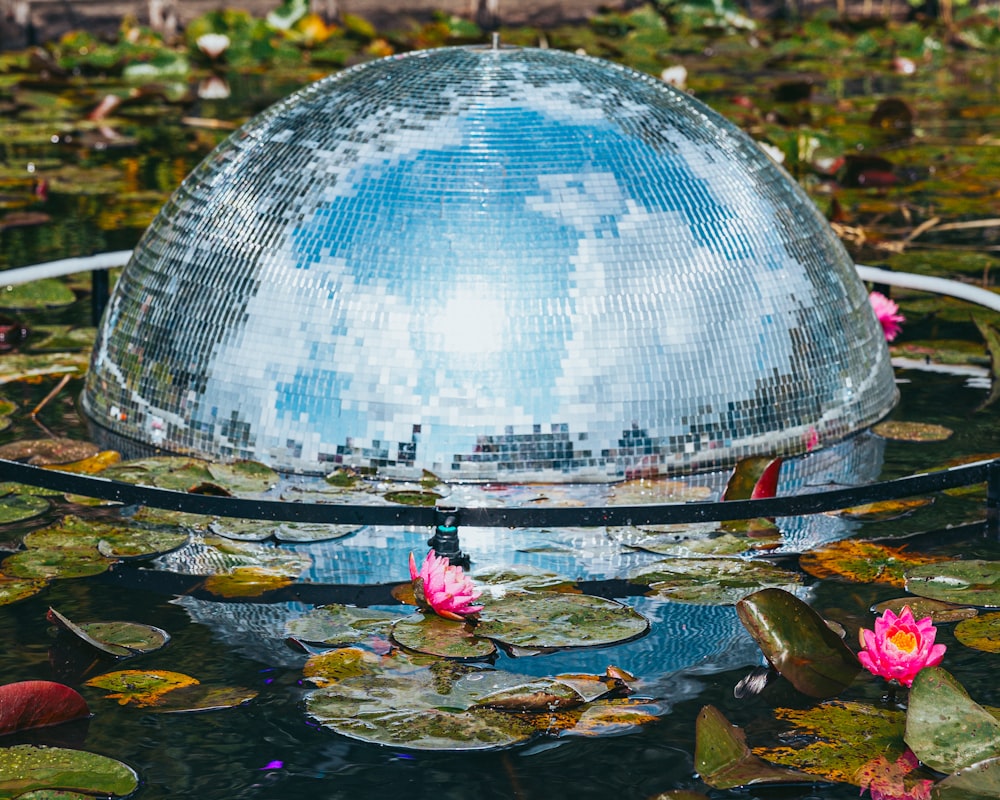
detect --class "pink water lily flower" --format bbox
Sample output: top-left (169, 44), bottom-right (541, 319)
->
top-left (869, 291), bottom-right (905, 342)
top-left (409, 550), bottom-right (483, 621)
top-left (858, 605), bottom-right (946, 688)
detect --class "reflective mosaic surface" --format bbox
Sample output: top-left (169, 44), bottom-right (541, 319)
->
top-left (82, 44), bottom-right (897, 479)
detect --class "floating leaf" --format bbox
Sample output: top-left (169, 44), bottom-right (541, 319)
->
top-left (47, 607), bottom-right (169, 658)
top-left (0, 491), bottom-right (49, 524)
top-left (24, 515), bottom-right (189, 559)
top-left (0, 279), bottom-right (76, 310)
top-left (695, 705), bottom-right (816, 789)
top-left (302, 647), bottom-right (385, 685)
top-left (552, 698), bottom-right (661, 738)
top-left (141, 684), bottom-right (257, 713)
top-left (0, 438), bottom-right (97, 466)
top-left (2, 549), bottom-right (111, 581)
top-left (474, 591), bottom-right (649, 650)
top-left (0, 681), bottom-right (89, 735)
top-left (286, 605), bottom-right (403, 646)
top-left (391, 613), bottom-right (496, 660)
top-left (202, 567), bottom-right (297, 598)
top-left (906, 560), bottom-right (1000, 607)
top-left (0, 574), bottom-right (47, 605)
top-left (754, 701), bottom-right (907, 784)
top-left (934, 756), bottom-right (1000, 798)
top-left (84, 669), bottom-right (199, 707)
top-left (955, 612), bottom-right (1000, 653)
top-left (44, 450), bottom-right (121, 474)
top-left (470, 565), bottom-right (578, 593)
top-left (735, 588), bottom-right (860, 698)
top-left (872, 421), bottom-right (953, 442)
top-left (609, 479), bottom-right (712, 504)
top-left (800, 540), bottom-right (943, 588)
top-left (205, 459), bottom-right (278, 494)
top-left (0, 744), bottom-right (138, 797)
top-left (474, 677), bottom-right (607, 712)
top-left (0, 352), bottom-right (90, 384)
top-left (383, 489), bottom-right (442, 506)
top-left (23, 325), bottom-right (97, 352)
top-left (622, 526), bottom-right (778, 557)
top-left (207, 518), bottom-right (277, 541)
top-left (631, 558), bottom-right (801, 605)
top-left (274, 522), bottom-right (360, 542)
top-left (905, 666), bottom-right (1000, 774)
top-left (836, 497), bottom-right (934, 521)
top-left (855, 751), bottom-right (935, 800)
top-left (101, 456), bottom-right (214, 490)
top-left (873, 596), bottom-right (978, 623)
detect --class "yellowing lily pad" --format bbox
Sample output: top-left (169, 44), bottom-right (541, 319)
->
top-left (799, 540), bottom-right (943, 588)
top-left (954, 611), bottom-right (1000, 653)
top-left (871, 421), bottom-right (953, 442)
top-left (85, 669), bottom-right (199, 706)
top-left (44, 450), bottom-right (121, 474)
top-left (302, 647), bottom-right (384, 686)
top-left (835, 496), bottom-right (933, 521)
top-left (391, 612), bottom-right (496, 660)
top-left (202, 567), bottom-right (297, 598)
top-left (0, 744), bottom-right (138, 797)
top-left (0, 574), bottom-right (47, 605)
top-left (905, 559), bottom-right (1000, 607)
top-left (474, 591), bottom-right (649, 650)
top-left (753, 701), bottom-right (906, 784)
top-left (630, 558), bottom-right (801, 605)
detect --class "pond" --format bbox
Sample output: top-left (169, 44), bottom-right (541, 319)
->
top-left (0, 5), bottom-right (999, 799)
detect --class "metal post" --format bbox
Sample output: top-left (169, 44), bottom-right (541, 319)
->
top-left (91, 269), bottom-right (109, 326)
top-left (427, 513), bottom-right (469, 568)
top-left (987, 458), bottom-right (1000, 538)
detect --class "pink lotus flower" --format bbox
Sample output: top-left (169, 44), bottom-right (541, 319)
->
top-left (858, 605), bottom-right (946, 688)
top-left (408, 550), bottom-right (483, 621)
top-left (869, 292), bottom-right (905, 342)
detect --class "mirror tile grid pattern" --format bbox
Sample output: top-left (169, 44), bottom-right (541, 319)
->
top-left (82, 45), bottom-right (898, 481)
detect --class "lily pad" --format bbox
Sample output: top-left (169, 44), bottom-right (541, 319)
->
top-left (0, 491), bottom-right (49, 524)
top-left (872, 596), bottom-right (979, 623)
top-left (84, 669), bottom-right (199, 706)
top-left (631, 558), bottom-right (802, 605)
top-left (2, 548), bottom-right (111, 581)
top-left (24, 515), bottom-right (189, 559)
top-left (0, 279), bottom-right (76, 309)
top-left (202, 567), bottom-right (298, 598)
top-left (474, 591), bottom-right (649, 650)
top-left (934, 756), bottom-right (1000, 799)
top-left (383, 489), bottom-right (442, 506)
top-left (141, 683), bottom-right (257, 713)
top-left (47, 607), bottom-right (169, 658)
top-left (905, 666), bottom-right (1000, 774)
top-left (205, 459), bottom-right (278, 493)
top-left (835, 497), bottom-right (934, 521)
top-left (391, 612), bottom-right (496, 660)
top-left (274, 522), bottom-right (360, 542)
top-left (46, 451), bottom-right (121, 475)
top-left (872, 421), bottom-right (953, 442)
top-left (23, 325), bottom-right (97, 352)
top-left (799, 540), bottom-right (943, 588)
top-left (286, 604), bottom-right (403, 646)
top-left (0, 438), bottom-right (98, 465)
top-left (695, 704), bottom-right (817, 789)
top-left (622, 526), bottom-right (778, 557)
top-left (0, 681), bottom-right (89, 735)
top-left (0, 744), bottom-right (138, 797)
top-left (0, 574), bottom-right (48, 605)
top-left (471, 564), bottom-right (578, 593)
top-left (0, 352), bottom-right (90, 384)
top-left (755, 701), bottom-right (907, 784)
top-left (906, 560), bottom-right (1000, 607)
top-left (608, 478), bottom-right (713, 504)
top-left (735, 588), bottom-right (860, 698)
top-left (954, 612), bottom-right (1000, 653)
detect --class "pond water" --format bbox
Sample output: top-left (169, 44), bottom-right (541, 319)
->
top-left (1, 12), bottom-right (999, 800)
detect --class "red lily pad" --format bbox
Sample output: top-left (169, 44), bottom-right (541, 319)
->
top-left (0, 680), bottom-right (90, 734)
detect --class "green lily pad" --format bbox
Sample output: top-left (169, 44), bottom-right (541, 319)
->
top-left (391, 612), bottom-right (497, 660)
top-left (207, 518), bottom-right (277, 541)
top-left (872, 421), bottom-right (953, 442)
top-left (24, 515), bottom-right (189, 559)
top-left (101, 456), bottom-right (215, 490)
top-left (285, 604), bottom-right (403, 646)
top-left (25, 326), bottom-right (97, 352)
top-left (0, 352), bottom-right (90, 383)
top-left (274, 522), bottom-right (361, 542)
top-left (0, 279), bottom-right (76, 309)
top-left (906, 560), bottom-right (1000, 607)
top-left (622, 526), bottom-right (776, 557)
top-left (383, 489), bottom-right (442, 506)
top-left (695, 704), bottom-right (817, 789)
top-left (474, 676), bottom-right (616, 711)
top-left (474, 591), bottom-right (649, 650)
top-left (2, 548), bottom-right (111, 580)
top-left (955, 612), bottom-right (1000, 653)
top-left (872, 596), bottom-right (979, 623)
top-left (47, 607), bottom-right (169, 658)
top-left (471, 565), bottom-right (577, 592)
top-left (205, 460), bottom-right (279, 494)
top-left (608, 478), bottom-right (713, 504)
top-left (735, 588), bottom-right (860, 698)
top-left (756, 701), bottom-right (908, 784)
top-left (631, 558), bottom-right (802, 605)
top-left (906, 666), bottom-right (1000, 774)
top-left (0, 491), bottom-right (49, 524)
top-left (933, 756), bottom-right (1000, 799)
top-left (0, 744), bottom-right (138, 797)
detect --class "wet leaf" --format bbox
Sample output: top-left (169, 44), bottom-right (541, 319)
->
top-left (0, 574), bottom-right (47, 605)
top-left (0, 352), bottom-right (90, 384)
top-left (872, 421), bottom-right (953, 442)
top-left (474, 678), bottom-right (594, 712)
top-left (24, 515), bottom-right (189, 559)
top-left (934, 756), bottom-right (1000, 798)
top-left (47, 607), bottom-right (169, 658)
top-left (551, 698), bottom-right (661, 738)
top-left (799, 540), bottom-right (943, 587)
top-left (142, 683), bottom-right (257, 713)
top-left (974, 318), bottom-right (1000, 411)
top-left (695, 704), bottom-right (817, 789)
top-left (0, 438), bottom-right (98, 465)
top-left (202, 567), bottom-right (297, 598)
top-left (723, 456), bottom-right (783, 501)
top-left (302, 647), bottom-right (386, 685)
top-left (631, 558), bottom-right (801, 605)
top-left (2, 548), bottom-right (111, 581)
top-left (0, 681), bottom-right (89, 734)
top-left (474, 591), bottom-right (649, 650)
top-left (906, 560), bottom-right (1000, 607)
top-left (383, 489), bottom-right (442, 506)
top-left (954, 612), bottom-right (1000, 653)
top-left (0, 744), bottom-right (138, 797)
top-left (391, 613), bottom-right (496, 660)
top-left (23, 325), bottom-right (97, 352)
top-left (0, 279), bottom-right (76, 310)
top-left (205, 460), bottom-right (278, 494)
top-left (276, 522), bottom-right (361, 542)
top-left (735, 588), bottom-right (860, 698)
top-left (0, 491), bottom-right (49, 524)
top-left (905, 666), bottom-right (1000, 774)
top-left (622, 527), bottom-right (777, 557)
top-left (286, 604), bottom-right (403, 646)
top-left (755, 701), bottom-right (906, 784)
top-left (44, 450), bottom-right (121, 474)
top-left (873, 596), bottom-right (979, 623)
top-left (101, 456), bottom-right (214, 490)
top-left (84, 669), bottom-right (199, 706)
top-left (836, 497), bottom-right (934, 521)
top-left (608, 479), bottom-right (712, 504)
top-left (471, 564), bottom-right (577, 592)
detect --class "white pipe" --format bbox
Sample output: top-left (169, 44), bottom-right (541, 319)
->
top-left (0, 250), bottom-right (133, 286)
top-left (856, 264), bottom-right (1000, 313)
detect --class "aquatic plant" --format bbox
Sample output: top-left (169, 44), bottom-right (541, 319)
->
top-left (870, 292), bottom-right (906, 342)
top-left (857, 605), bottom-right (946, 688)
top-left (409, 550), bottom-right (484, 621)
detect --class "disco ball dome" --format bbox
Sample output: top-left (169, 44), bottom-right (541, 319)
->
top-left (82, 43), bottom-right (898, 481)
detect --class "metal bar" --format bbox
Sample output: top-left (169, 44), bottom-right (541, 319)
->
top-left (0, 456), bottom-right (995, 529)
